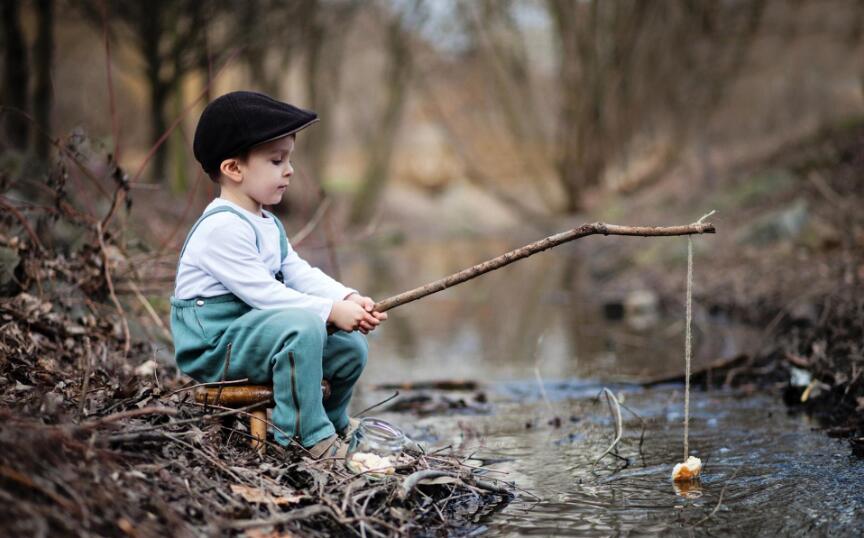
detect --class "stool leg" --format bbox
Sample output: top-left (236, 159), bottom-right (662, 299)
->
top-left (250, 409), bottom-right (267, 455)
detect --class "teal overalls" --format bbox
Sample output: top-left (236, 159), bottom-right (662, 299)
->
top-left (169, 206), bottom-right (368, 448)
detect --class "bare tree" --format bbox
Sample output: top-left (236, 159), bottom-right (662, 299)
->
top-left (301, 0), bottom-right (361, 195)
top-left (545, 0), bottom-right (765, 211)
top-left (32, 0), bottom-right (55, 161)
top-left (1, 0), bottom-right (30, 151)
top-left (236, 0), bottom-right (308, 96)
top-left (460, 0), bottom-right (558, 212)
top-left (77, 0), bottom-right (210, 182)
top-left (349, 1), bottom-right (424, 226)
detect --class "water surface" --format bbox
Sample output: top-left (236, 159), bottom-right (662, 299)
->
top-left (359, 385), bottom-right (864, 536)
top-left (337, 235), bottom-right (863, 535)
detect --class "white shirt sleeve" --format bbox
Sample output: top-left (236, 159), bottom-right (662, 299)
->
top-left (195, 221), bottom-right (336, 322)
top-left (280, 242), bottom-right (358, 301)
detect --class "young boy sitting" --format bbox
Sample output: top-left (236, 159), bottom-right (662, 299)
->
top-left (170, 91), bottom-right (387, 458)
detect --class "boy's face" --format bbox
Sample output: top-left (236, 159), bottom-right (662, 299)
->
top-left (227, 135), bottom-right (295, 206)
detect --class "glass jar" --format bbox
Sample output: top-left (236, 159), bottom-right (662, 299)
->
top-left (345, 417), bottom-right (406, 476)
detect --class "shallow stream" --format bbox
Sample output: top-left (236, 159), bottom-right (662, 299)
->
top-left (365, 385), bottom-right (864, 536)
top-left (338, 234), bottom-right (864, 535)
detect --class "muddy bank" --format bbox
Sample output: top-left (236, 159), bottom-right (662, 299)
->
top-left (0, 243), bottom-right (513, 537)
top-left (705, 122), bottom-right (863, 454)
top-left (736, 290), bottom-right (864, 456)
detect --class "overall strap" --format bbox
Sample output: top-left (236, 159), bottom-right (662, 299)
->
top-left (262, 209), bottom-right (288, 283)
top-left (262, 209), bottom-right (289, 263)
top-left (176, 206), bottom-right (263, 273)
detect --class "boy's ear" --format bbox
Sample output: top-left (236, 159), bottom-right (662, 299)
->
top-left (219, 158), bottom-right (243, 184)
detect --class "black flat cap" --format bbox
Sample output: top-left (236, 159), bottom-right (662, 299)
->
top-left (193, 91), bottom-right (319, 176)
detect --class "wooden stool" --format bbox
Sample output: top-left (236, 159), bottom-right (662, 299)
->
top-left (195, 380), bottom-right (332, 454)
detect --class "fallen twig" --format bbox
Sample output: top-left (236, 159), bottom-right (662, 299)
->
top-left (617, 399), bottom-right (648, 462)
top-left (398, 469), bottom-right (510, 501)
top-left (78, 338), bottom-right (93, 418)
top-left (692, 465), bottom-right (742, 527)
top-left (214, 342), bottom-right (233, 407)
top-left (163, 378), bottom-right (251, 399)
top-left (221, 505), bottom-right (334, 530)
top-left (0, 195), bottom-right (45, 252)
top-left (77, 406), bottom-right (179, 429)
top-left (354, 391), bottom-right (400, 418)
top-left (95, 221), bottom-right (130, 357)
top-left (594, 388), bottom-right (624, 466)
top-left (127, 280), bottom-right (173, 343)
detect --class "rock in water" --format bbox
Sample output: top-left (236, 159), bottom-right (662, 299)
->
top-left (672, 455), bottom-right (702, 482)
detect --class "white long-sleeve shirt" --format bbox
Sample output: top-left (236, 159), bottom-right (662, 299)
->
top-left (173, 198), bottom-right (356, 322)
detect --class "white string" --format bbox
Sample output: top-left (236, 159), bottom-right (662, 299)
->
top-left (684, 235), bottom-right (693, 461)
top-left (684, 210), bottom-right (715, 461)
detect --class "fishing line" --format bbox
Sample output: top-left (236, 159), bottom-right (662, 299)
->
top-left (684, 210), bottom-right (715, 461)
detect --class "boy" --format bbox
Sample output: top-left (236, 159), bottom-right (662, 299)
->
top-left (170, 91), bottom-right (387, 459)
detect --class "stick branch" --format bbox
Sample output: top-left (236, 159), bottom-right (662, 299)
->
top-left (374, 221), bottom-right (715, 313)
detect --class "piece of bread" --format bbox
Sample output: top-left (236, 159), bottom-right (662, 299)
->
top-left (671, 456), bottom-right (702, 482)
top-left (347, 452), bottom-right (395, 475)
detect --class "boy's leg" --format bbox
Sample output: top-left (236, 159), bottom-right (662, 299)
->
top-left (321, 330), bottom-right (368, 433)
top-left (197, 306), bottom-right (336, 448)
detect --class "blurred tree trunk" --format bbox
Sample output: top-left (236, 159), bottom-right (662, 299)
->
top-left (139, 5), bottom-right (170, 183)
top-left (196, 6), bottom-right (213, 104)
top-left (239, 0), bottom-right (301, 97)
top-left (846, 0), bottom-right (864, 100)
top-left (349, 11), bottom-right (415, 226)
top-left (547, 0), bottom-right (623, 213)
top-left (302, 0), bottom-right (359, 197)
top-left (81, 0), bottom-right (208, 183)
top-left (32, 0), bottom-right (55, 160)
top-left (462, 0), bottom-right (558, 212)
top-left (241, 1), bottom-right (268, 92)
top-left (1, 0), bottom-right (30, 151)
top-left (169, 71), bottom-right (189, 194)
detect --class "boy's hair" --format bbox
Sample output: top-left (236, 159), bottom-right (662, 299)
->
top-left (206, 133), bottom-right (295, 183)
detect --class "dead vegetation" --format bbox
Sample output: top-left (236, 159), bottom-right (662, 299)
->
top-left (0, 145), bottom-right (514, 537)
top-left (710, 123), bottom-right (864, 452)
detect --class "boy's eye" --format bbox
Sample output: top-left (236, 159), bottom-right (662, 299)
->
top-left (271, 159), bottom-right (283, 165)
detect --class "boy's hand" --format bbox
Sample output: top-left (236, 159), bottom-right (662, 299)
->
top-left (344, 293), bottom-right (388, 333)
top-left (328, 299), bottom-right (385, 334)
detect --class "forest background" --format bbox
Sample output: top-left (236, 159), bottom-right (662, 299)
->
top-left (2, 0), bottom-right (863, 386)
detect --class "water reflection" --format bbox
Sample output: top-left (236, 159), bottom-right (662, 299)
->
top-left (672, 479), bottom-right (703, 499)
top-left (338, 236), bottom-right (760, 384)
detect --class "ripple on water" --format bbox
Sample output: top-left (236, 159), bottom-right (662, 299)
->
top-left (376, 388), bottom-right (864, 536)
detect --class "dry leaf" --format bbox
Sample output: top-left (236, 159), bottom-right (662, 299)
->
top-left (230, 484), bottom-right (304, 505)
top-left (134, 359), bottom-right (158, 376)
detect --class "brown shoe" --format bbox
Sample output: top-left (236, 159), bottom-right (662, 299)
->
top-left (307, 434), bottom-right (349, 460)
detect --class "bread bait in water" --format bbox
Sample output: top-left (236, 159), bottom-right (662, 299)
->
top-left (672, 456), bottom-right (702, 482)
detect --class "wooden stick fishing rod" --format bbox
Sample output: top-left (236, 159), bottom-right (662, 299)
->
top-left (373, 221), bottom-right (715, 313)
